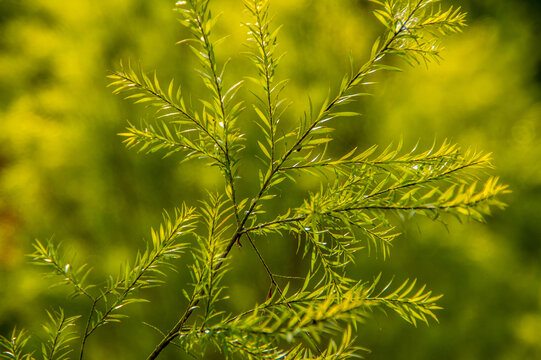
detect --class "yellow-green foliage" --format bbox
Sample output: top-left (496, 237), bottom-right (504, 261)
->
top-left (0, 0), bottom-right (539, 359)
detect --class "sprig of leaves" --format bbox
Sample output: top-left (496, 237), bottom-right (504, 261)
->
top-left (372, 0), bottom-right (466, 65)
top-left (41, 309), bottom-right (80, 360)
top-left (244, 0), bottom-right (287, 169)
top-left (0, 329), bottom-right (33, 360)
top-left (246, 143), bottom-right (507, 269)
top-left (109, 63), bottom-right (228, 167)
top-left (190, 194), bottom-right (235, 327)
top-left (277, 0), bottom-right (466, 173)
top-left (182, 290), bottom-right (369, 358)
top-left (86, 206), bottom-right (196, 336)
top-left (31, 240), bottom-right (94, 300)
top-left (175, 0), bottom-right (245, 221)
top-left (362, 275), bottom-right (442, 326)
top-left (280, 139), bottom-right (460, 175)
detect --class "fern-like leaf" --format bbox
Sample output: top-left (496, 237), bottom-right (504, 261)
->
top-left (0, 329), bottom-right (33, 360)
top-left (31, 240), bottom-right (94, 300)
top-left (41, 309), bottom-right (80, 360)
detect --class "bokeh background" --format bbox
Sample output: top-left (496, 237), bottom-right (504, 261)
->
top-left (0, 0), bottom-right (540, 359)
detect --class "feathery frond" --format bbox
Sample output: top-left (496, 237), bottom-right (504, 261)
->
top-left (0, 329), bottom-right (33, 360)
top-left (190, 194), bottom-right (235, 327)
top-left (31, 240), bottom-right (95, 300)
top-left (175, 0), bottom-right (245, 218)
top-left (41, 310), bottom-right (80, 360)
top-left (88, 206), bottom-right (196, 333)
top-left (109, 63), bottom-right (229, 167)
top-left (247, 142), bottom-right (507, 261)
top-left (362, 275), bottom-right (442, 326)
top-left (244, 0), bottom-right (287, 169)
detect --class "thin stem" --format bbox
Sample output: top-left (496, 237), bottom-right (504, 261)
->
top-left (146, 294), bottom-right (199, 360)
top-left (78, 300), bottom-right (98, 360)
top-left (244, 216), bottom-right (305, 233)
top-left (202, 204), bottom-right (219, 329)
top-left (245, 233), bottom-right (281, 293)
top-left (366, 160), bottom-right (487, 200)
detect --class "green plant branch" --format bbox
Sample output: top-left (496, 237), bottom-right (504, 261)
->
top-left (244, 181), bottom-right (504, 234)
top-left (227, 297), bottom-right (323, 325)
top-left (245, 0), bottom-right (280, 168)
top-left (42, 310), bottom-right (80, 360)
top-left (120, 121), bottom-right (228, 167)
top-left (237, 0), bottom-right (439, 258)
top-left (361, 159), bottom-right (490, 200)
top-left (78, 208), bottom-right (195, 360)
top-left (110, 70), bottom-right (227, 157)
top-left (187, 1), bottom-right (242, 226)
top-left (146, 294), bottom-right (198, 359)
top-left (31, 241), bottom-right (95, 302)
top-left (0, 329), bottom-right (33, 360)
top-left (232, 1), bottom-right (431, 229)
top-left (78, 300), bottom-right (98, 360)
top-left (279, 146), bottom-right (460, 171)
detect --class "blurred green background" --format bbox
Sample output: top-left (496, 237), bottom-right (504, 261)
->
top-left (0, 0), bottom-right (540, 359)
